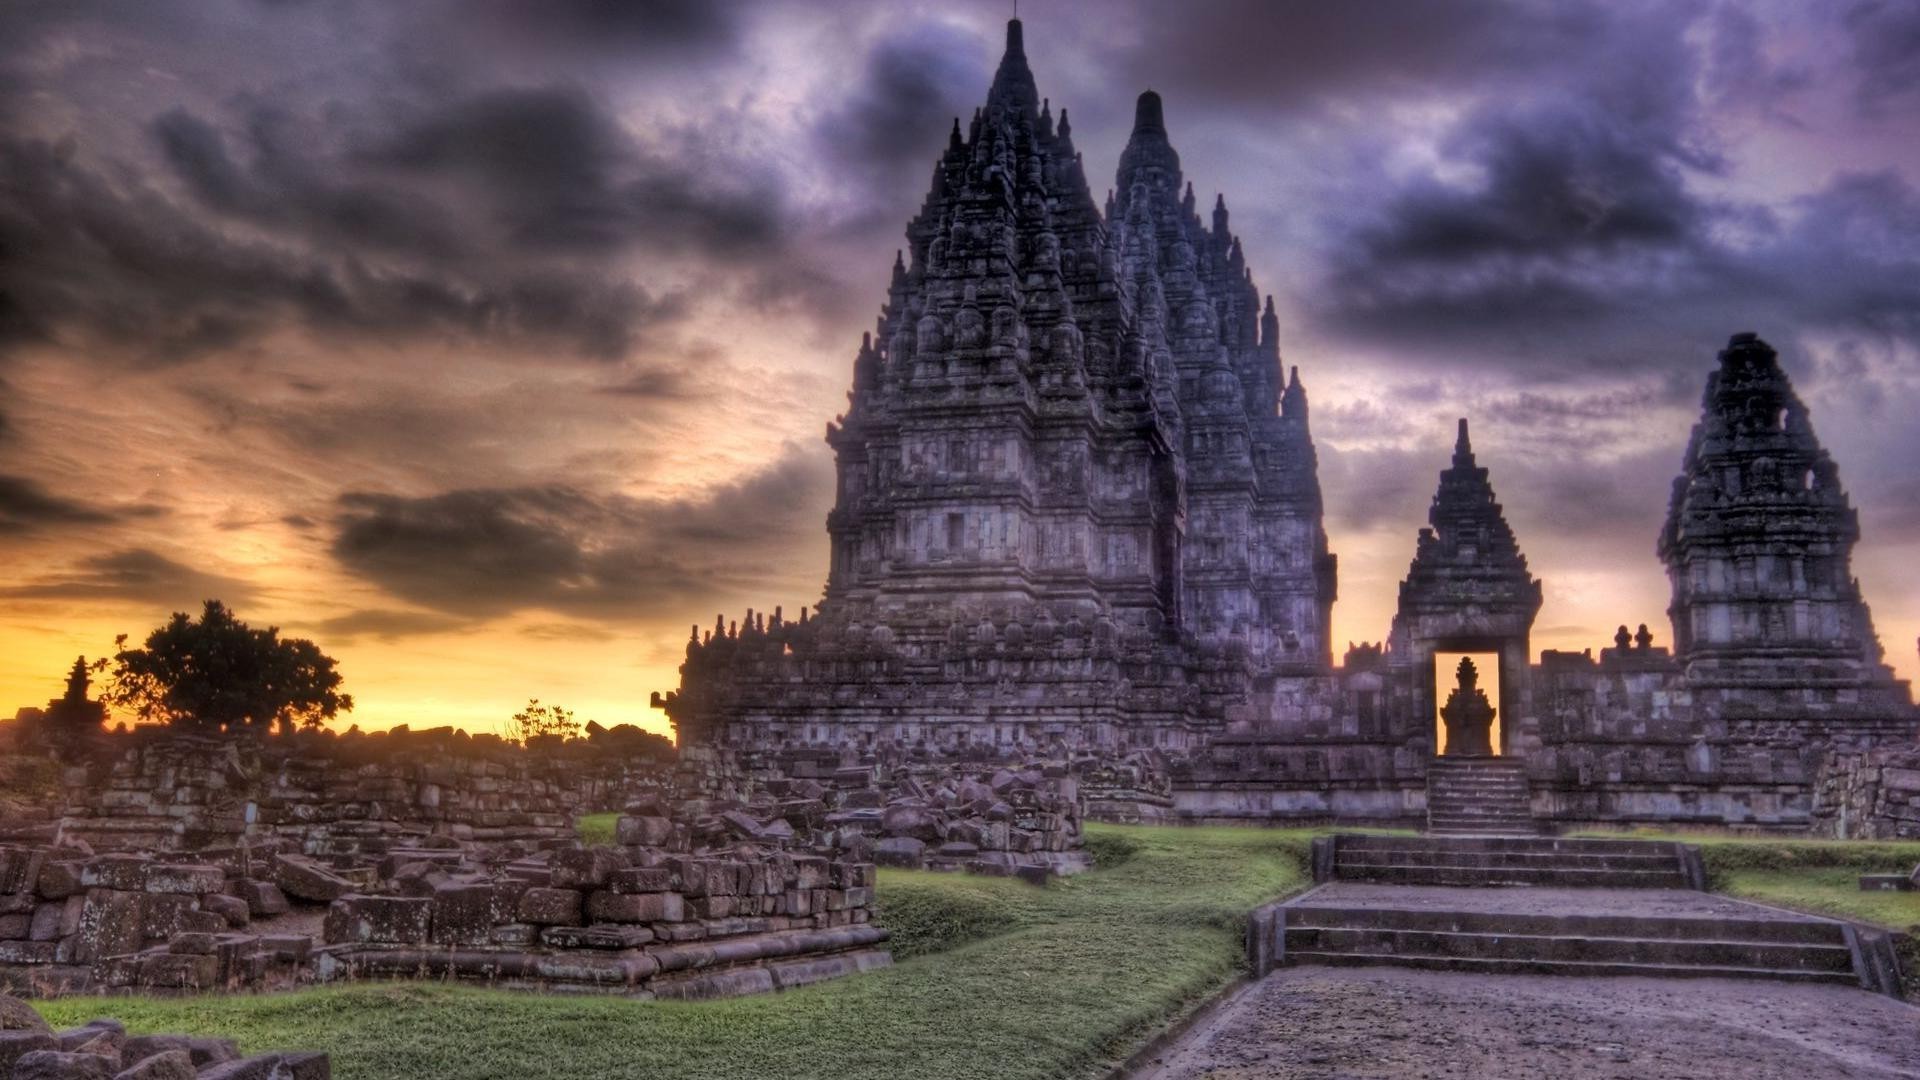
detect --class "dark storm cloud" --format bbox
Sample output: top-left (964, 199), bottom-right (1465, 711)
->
top-left (1111, 0), bottom-right (1601, 109)
top-left (366, 86), bottom-right (788, 257)
top-left (1310, 30), bottom-right (1920, 373)
top-left (1844, 0), bottom-right (1920, 114)
top-left (2, 548), bottom-right (256, 608)
top-left (1354, 100), bottom-right (1707, 264)
top-left (0, 475), bottom-right (163, 535)
top-left (460, 0), bottom-right (744, 60)
top-left (0, 134), bottom-right (680, 363)
top-left (329, 445), bottom-right (832, 621)
top-left (816, 23), bottom-right (990, 192)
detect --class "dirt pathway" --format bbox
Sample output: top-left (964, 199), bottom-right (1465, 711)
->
top-left (1131, 967), bottom-right (1920, 1080)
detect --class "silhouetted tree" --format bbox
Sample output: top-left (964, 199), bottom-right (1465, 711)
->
top-left (105, 600), bottom-right (352, 735)
top-left (507, 699), bottom-right (582, 745)
top-left (41, 656), bottom-right (107, 748)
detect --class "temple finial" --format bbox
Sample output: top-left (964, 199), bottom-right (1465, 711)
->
top-left (1455, 418), bottom-right (1472, 457)
top-left (1133, 90), bottom-right (1165, 135)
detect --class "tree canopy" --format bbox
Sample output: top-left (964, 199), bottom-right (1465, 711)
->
top-left (106, 600), bottom-right (352, 735)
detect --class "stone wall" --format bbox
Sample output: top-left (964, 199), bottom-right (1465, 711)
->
top-left (317, 846), bottom-right (887, 999)
top-left (1813, 747), bottom-right (1920, 839)
top-left (37, 728), bottom-right (676, 855)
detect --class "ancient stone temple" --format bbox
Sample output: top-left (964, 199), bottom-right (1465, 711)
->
top-left (659, 21), bottom-right (1918, 835)
top-left (1388, 419), bottom-right (1542, 757)
top-left (663, 20), bottom-right (1334, 752)
top-left (1659, 332), bottom-right (1904, 703)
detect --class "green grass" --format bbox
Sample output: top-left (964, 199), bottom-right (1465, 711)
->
top-left (1579, 828), bottom-right (1920, 928)
top-left (33, 824), bottom-right (1313, 1080)
top-left (1716, 869), bottom-right (1920, 930)
top-left (575, 812), bottom-right (618, 846)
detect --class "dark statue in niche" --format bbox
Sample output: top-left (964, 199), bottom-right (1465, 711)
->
top-left (1440, 657), bottom-right (1496, 757)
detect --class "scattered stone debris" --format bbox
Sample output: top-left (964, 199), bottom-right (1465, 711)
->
top-left (0, 995), bottom-right (327, 1079)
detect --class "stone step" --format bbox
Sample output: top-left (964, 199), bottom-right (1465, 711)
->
top-left (1336, 849), bottom-right (1680, 871)
top-left (1333, 864), bottom-right (1688, 888)
top-left (1281, 950), bottom-right (1858, 985)
top-left (1336, 834), bottom-right (1675, 856)
top-left (1284, 927), bottom-right (1855, 973)
top-left (1428, 780), bottom-right (1530, 792)
top-left (1284, 905), bottom-right (1847, 944)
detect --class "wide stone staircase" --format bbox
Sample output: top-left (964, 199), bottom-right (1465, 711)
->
top-left (1326, 833), bottom-right (1699, 889)
top-left (1425, 756), bottom-right (1534, 835)
top-left (1276, 904), bottom-right (1861, 984)
top-left (1248, 834), bottom-right (1904, 995)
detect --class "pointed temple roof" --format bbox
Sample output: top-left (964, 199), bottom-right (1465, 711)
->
top-left (1397, 418), bottom-right (1541, 614)
top-left (1659, 333), bottom-right (1901, 687)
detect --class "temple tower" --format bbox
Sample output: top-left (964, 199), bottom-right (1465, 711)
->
top-left (1659, 333), bottom-right (1906, 700)
top-left (1390, 419), bottom-right (1543, 756)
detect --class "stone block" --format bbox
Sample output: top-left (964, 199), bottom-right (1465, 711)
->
top-left (872, 837), bottom-right (925, 869)
top-left (138, 952), bottom-right (218, 989)
top-left (539, 924), bottom-right (653, 950)
top-left (548, 848), bottom-right (629, 890)
top-left (323, 895), bottom-right (431, 946)
top-left (119, 1035), bottom-right (239, 1069)
top-left (79, 857), bottom-right (149, 892)
top-left (0, 1031), bottom-right (57, 1075)
top-left (202, 893), bottom-right (251, 928)
top-left (239, 881), bottom-right (289, 917)
top-left (0, 939), bottom-right (57, 963)
top-left (114, 1049), bottom-right (197, 1080)
top-left (428, 882), bottom-right (495, 946)
top-left (141, 864), bottom-right (223, 895)
top-left (272, 856), bottom-right (355, 903)
top-left (607, 867), bottom-right (673, 894)
top-left (0, 995), bottom-right (51, 1032)
top-left (12, 1049), bottom-right (112, 1079)
top-left (514, 888), bottom-right (583, 926)
top-left (585, 890), bottom-right (684, 924)
top-left (614, 815), bottom-right (674, 847)
top-left (880, 805), bottom-right (940, 841)
top-left (74, 890), bottom-right (142, 963)
top-left (138, 894), bottom-right (198, 940)
top-left (35, 862), bottom-right (82, 901)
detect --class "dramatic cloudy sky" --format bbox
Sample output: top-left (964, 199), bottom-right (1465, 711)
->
top-left (3, 0), bottom-right (1918, 736)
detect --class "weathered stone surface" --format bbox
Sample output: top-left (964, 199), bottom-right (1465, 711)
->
top-left (322, 895), bottom-right (431, 946)
top-left (14, 1049), bottom-right (113, 1079)
top-left (119, 1035), bottom-right (238, 1068)
top-left (238, 881), bottom-right (289, 917)
top-left (547, 848), bottom-right (629, 890)
top-left (1, 1033), bottom-right (59, 1077)
top-left (585, 890), bottom-right (684, 924)
top-left (113, 1049), bottom-right (196, 1080)
top-left (514, 887), bottom-right (583, 926)
top-left (872, 837), bottom-right (925, 869)
top-left (0, 995), bottom-right (51, 1032)
top-left (428, 882), bottom-right (495, 946)
top-left (271, 856), bottom-right (354, 903)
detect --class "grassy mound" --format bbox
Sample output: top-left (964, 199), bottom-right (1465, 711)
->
top-left (34, 825), bottom-right (1312, 1080)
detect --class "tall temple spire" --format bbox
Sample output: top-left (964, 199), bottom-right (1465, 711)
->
top-left (1454, 417), bottom-right (1472, 463)
top-left (1659, 333), bottom-right (1905, 696)
top-left (986, 18), bottom-right (1039, 116)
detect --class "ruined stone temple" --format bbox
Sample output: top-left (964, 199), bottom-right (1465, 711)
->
top-left (657, 22), bottom-right (1918, 833)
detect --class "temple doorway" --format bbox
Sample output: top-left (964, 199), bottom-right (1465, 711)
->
top-left (1433, 650), bottom-right (1500, 756)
